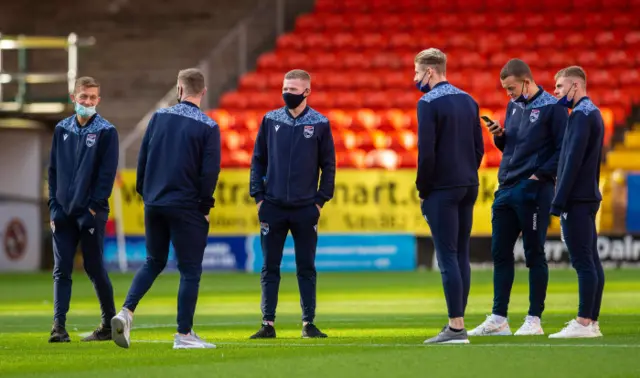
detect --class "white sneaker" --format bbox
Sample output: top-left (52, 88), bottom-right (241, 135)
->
top-left (111, 309), bottom-right (133, 349)
top-left (591, 321), bottom-right (603, 337)
top-left (468, 315), bottom-right (513, 336)
top-left (173, 330), bottom-right (216, 349)
top-left (549, 319), bottom-right (599, 339)
top-left (514, 316), bottom-right (544, 336)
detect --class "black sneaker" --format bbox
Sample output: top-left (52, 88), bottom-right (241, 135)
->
top-left (48, 323), bottom-right (70, 343)
top-left (81, 324), bottom-right (112, 342)
top-left (249, 322), bottom-right (276, 339)
top-left (302, 323), bottom-right (327, 338)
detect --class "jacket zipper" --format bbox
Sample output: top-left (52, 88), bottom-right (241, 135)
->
top-left (286, 119), bottom-right (295, 202)
top-left (67, 126), bottom-right (84, 209)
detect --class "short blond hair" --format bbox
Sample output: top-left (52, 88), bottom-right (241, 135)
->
top-left (177, 68), bottom-right (206, 96)
top-left (414, 48), bottom-right (447, 74)
top-left (555, 66), bottom-right (587, 85)
top-left (74, 76), bottom-right (100, 93)
top-left (284, 69), bottom-right (311, 81)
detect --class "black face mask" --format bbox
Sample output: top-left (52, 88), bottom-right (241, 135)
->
top-left (176, 87), bottom-right (182, 103)
top-left (282, 91), bottom-right (307, 109)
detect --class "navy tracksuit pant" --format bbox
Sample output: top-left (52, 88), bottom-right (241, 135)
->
top-left (560, 202), bottom-right (605, 321)
top-left (258, 201), bottom-right (319, 323)
top-left (52, 209), bottom-right (115, 327)
top-left (491, 179), bottom-right (554, 318)
top-left (421, 186), bottom-right (478, 319)
top-left (123, 206), bottom-right (208, 334)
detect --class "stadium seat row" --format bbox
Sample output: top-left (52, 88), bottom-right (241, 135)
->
top-left (257, 50), bottom-right (640, 72)
top-left (296, 13), bottom-right (640, 32)
top-left (219, 89), bottom-right (633, 113)
top-left (280, 31), bottom-right (640, 51)
top-left (219, 146), bottom-right (505, 169)
top-left (240, 69), bottom-right (640, 92)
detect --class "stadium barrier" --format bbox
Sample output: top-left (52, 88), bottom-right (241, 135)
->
top-left (109, 168), bottom-right (499, 236)
top-left (105, 168), bottom-right (636, 272)
top-left (627, 174), bottom-right (640, 233)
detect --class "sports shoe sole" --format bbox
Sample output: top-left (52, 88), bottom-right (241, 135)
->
top-left (424, 339), bottom-right (471, 344)
top-left (173, 343), bottom-right (217, 349)
top-left (548, 333), bottom-right (599, 339)
top-left (110, 316), bottom-right (130, 349)
top-left (468, 329), bottom-right (513, 336)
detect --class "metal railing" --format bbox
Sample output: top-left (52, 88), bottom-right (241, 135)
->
top-left (0, 33), bottom-right (95, 114)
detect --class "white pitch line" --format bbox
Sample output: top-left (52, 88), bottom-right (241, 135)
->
top-left (131, 340), bottom-right (640, 349)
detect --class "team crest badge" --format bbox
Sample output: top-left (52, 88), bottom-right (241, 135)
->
top-left (529, 109), bottom-right (540, 123)
top-left (86, 134), bottom-right (97, 147)
top-left (303, 125), bottom-right (314, 138)
top-left (260, 222), bottom-right (270, 235)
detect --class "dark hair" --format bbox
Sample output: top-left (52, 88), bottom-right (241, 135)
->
top-left (499, 59), bottom-right (533, 81)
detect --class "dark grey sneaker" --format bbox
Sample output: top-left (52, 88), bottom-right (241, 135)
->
top-left (424, 325), bottom-right (470, 344)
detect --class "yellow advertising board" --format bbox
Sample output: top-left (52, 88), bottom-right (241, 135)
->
top-left (110, 168), bottom-right (500, 236)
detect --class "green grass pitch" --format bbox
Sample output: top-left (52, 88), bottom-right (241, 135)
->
top-left (0, 269), bottom-right (639, 377)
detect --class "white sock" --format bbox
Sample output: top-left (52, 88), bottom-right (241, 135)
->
top-left (491, 314), bottom-right (507, 324)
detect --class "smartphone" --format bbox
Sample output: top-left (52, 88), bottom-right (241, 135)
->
top-left (481, 115), bottom-right (495, 126)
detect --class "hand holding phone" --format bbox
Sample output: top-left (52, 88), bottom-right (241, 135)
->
top-left (482, 116), bottom-right (504, 137)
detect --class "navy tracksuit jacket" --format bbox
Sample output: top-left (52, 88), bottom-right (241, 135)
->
top-left (490, 88), bottom-right (568, 318)
top-left (416, 81), bottom-right (484, 319)
top-left (48, 113), bottom-right (118, 327)
top-left (249, 105), bottom-right (336, 322)
top-left (551, 97), bottom-right (605, 320)
top-left (124, 101), bottom-right (221, 335)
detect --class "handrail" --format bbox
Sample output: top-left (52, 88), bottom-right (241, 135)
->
top-left (0, 33), bottom-right (95, 112)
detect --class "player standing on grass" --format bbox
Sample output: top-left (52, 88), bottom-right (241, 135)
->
top-left (469, 59), bottom-right (567, 337)
top-left (111, 68), bottom-right (221, 349)
top-left (549, 66), bottom-right (605, 339)
top-left (47, 77), bottom-right (118, 343)
top-left (413, 48), bottom-right (484, 344)
top-left (248, 69), bottom-right (336, 339)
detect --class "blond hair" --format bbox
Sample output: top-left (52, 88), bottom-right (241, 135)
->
top-left (74, 76), bottom-right (100, 94)
top-left (555, 66), bottom-right (587, 86)
top-left (414, 48), bottom-right (447, 74)
top-left (284, 69), bottom-right (311, 81)
top-left (177, 68), bottom-right (206, 97)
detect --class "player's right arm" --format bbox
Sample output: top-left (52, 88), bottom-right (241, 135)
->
top-left (492, 105), bottom-right (510, 152)
top-left (48, 127), bottom-right (60, 211)
top-left (250, 116), bottom-right (269, 205)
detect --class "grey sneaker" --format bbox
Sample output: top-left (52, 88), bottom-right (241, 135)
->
top-left (173, 331), bottom-right (216, 349)
top-left (424, 325), bottom-right (470, 344)
top-left (111, 309), bottom-right (133, 349)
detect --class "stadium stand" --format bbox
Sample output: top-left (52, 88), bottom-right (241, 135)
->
top-left (0, 0), bottom-right (315, 165)
top-left (210, 0), bottom-right (640, 169)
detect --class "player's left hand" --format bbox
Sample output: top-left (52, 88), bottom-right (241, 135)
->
top-left (315, 204), bottom-right (321, 214)
top-left (205, 215), bottom-right (210, 222)
top-left (89, 208), bottom-right (96, 217)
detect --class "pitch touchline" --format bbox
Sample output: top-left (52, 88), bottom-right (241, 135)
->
top-left (132, 340), bottom-right (640, 348)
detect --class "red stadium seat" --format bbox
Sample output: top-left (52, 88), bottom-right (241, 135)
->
top-left (215, 0), bottom-right (637, 168)
top-left (294, 15), bottom-right (322, 33)
top-left (277, 34), bottom-right (303, 51)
